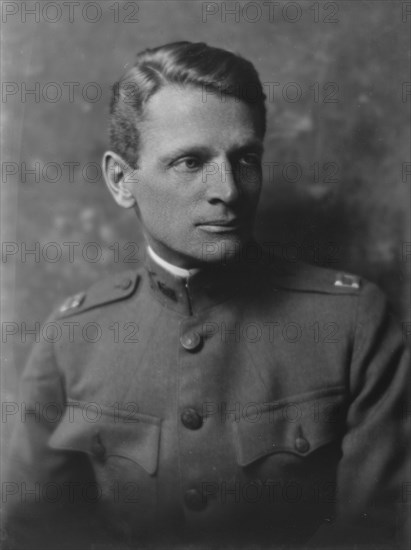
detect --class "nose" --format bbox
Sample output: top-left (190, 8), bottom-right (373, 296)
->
top-left (203, 158), bottom-right (240, 205)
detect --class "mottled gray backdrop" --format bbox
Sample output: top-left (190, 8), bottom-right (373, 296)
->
top-left (3, 0), bottom-right (410, 403)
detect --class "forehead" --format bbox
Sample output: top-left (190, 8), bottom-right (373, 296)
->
top-left (138, 84), bottom-right (263, 158)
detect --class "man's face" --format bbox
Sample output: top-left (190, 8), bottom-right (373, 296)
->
top-left (125, 84), bottom-right (264, 267)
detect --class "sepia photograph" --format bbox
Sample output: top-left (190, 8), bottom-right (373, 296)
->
top-left (1, 1), bottom-right (410, 549)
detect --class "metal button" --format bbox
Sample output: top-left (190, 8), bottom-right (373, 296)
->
top-left (334, 273), bottom-right (360, 289)
top-left (184, 488), bottom-right (206, 511)
top-left (70, 293), bottom-right (84, 307)
top-left (115, 277), bottom-right (132, 290)
top-left (181, 408), bottom-right (203, 430)
top-left (295, 437), bottom-right (310, 453)
top-left (91, 435), bottom-right (106, 460)
top-left (180, 332), bottom-right (202, 351)
top-left (59, 292), bottom-right (85, 313)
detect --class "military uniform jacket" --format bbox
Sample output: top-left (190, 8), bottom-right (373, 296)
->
top-left (4, 248), bottom-right (410, 549)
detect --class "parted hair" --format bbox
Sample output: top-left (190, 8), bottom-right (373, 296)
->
top-left (109, 41), bottom-right (267, 168)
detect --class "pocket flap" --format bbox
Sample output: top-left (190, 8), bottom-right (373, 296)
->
top-left (233, 389), bottom-right (346, 467)
top-left (49, 402), bottom-right (161, 475)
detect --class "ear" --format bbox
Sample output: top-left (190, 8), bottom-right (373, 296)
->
top-left (102, 151), bottom-right (138, 208)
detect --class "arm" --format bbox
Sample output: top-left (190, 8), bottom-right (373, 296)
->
top-left (310, 282), bottom-right (410, 548)
top-left (3, 319), bottom-right (100, 550)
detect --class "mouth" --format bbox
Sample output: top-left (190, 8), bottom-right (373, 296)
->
top-left (196, 219), bottom-right (245, 233)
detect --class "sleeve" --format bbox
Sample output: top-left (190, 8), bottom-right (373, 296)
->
top-left (310, 282), bottom-right (410, 548)
top-left (2, 316), bottom-right (105, 550)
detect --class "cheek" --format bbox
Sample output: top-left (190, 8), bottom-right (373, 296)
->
top-left (133, 180), bottom-right (166, 214)
top-left (135, 183), bottom-right (193, 236)
top-left (243, 179), bottom-right (262, 205)
top-left (238, 166), bottom-right (262, 195)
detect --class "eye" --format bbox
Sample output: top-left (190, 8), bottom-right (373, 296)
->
top-left (172, 157), bottom-right (202, 172)
top-left (239, 153), bottom-right (261, 167)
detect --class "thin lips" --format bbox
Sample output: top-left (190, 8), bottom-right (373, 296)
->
top-left (197, 218), bottom-right (242, 226)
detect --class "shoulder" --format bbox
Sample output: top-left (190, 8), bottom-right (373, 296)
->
top-left (261, 257), bottom-right (397, 339)
top-left (260, 253), bottom-right (394, 323)
top-left (54, 268), bottom-right (142, 319)
top-left (265, 255), bottom-right (367, 297)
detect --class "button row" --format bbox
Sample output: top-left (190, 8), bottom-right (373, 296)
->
top-left (295, 436), bottom-right (310, 453)
top-left (180, 331), bottom-right (202, 352)
top-left (181, 408), bottom-right (203, 430)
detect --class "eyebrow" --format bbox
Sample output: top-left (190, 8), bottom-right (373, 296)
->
top-left (159, 139), bottom-right (264, 165)
top-left (234, 140), bottom-right (264, 156)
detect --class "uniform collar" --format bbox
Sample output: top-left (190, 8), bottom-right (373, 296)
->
top-left (144, 243), bottom-right (257, 316)
top-left (147, 246), bottom-right (199, 278)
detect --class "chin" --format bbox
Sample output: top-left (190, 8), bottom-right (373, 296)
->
top-left (196, 233), bottom-right (253, 265)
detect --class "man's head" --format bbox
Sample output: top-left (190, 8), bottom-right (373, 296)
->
top-left (103, 42), bottom-right (267, 267)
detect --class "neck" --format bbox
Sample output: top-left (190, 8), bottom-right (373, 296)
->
top-left (144, 244), bottom-right (253, 316)
top-left (147, 246), bottom-right (199, 278)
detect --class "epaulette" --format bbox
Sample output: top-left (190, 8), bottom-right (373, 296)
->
top-left (56, 270), bottom-right (141, 318)
top-left (270, 260), bottom-right (362, 295)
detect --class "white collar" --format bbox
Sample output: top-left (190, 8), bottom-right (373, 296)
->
top-left (147, 246), bottom-right (198, 278)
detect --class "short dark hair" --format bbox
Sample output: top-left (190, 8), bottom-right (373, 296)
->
top-left (109, 41), bottom-right (267, 168)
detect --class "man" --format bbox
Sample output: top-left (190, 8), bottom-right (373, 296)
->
top-left (4, 42), bottom-right (409, 549)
